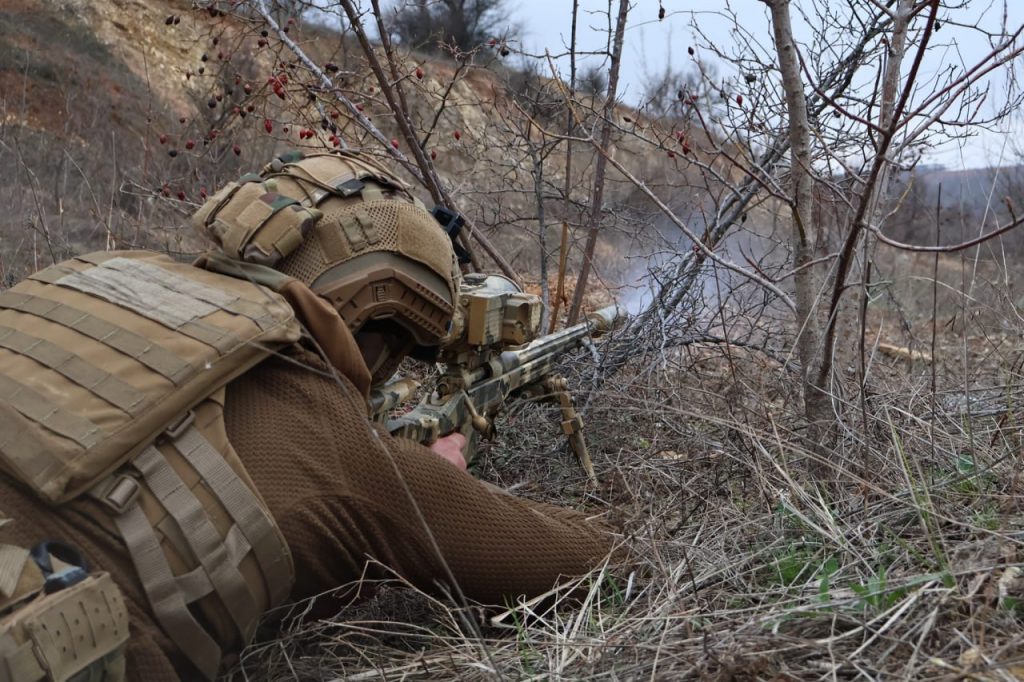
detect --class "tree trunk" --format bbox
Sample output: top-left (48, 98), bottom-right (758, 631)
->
top-left (566, 0), bottom-right (629, 324)
top-left (766, 0), bottom-right (829, 446)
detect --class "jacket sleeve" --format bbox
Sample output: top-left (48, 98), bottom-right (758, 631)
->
top-left (276, 432), bottom-right (616, 605)
top-left (225, 355), bottom-right (617, 606)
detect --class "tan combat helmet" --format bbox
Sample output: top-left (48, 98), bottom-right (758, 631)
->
top-left (193, 151), bottom-right (460, 381)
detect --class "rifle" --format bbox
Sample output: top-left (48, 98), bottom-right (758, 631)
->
top-left (369, 273), bottom-right (622, 481)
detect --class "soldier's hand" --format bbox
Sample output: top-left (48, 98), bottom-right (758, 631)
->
top-left (430, 433), bottom-right (468, 471)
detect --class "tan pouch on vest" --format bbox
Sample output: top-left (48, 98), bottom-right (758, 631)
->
top-left (0, 515), bottom-right (129, 682)
top-left (192, 178), bottom-right (323, 267)
top-left (0, 572), bottom-right (129, 682)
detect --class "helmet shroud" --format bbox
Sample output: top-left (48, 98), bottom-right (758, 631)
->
top-left (269, 154), bottom-right (459, 350)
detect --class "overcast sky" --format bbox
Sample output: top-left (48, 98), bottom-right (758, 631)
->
top-left (502, 0), bottom-right (1024, 170)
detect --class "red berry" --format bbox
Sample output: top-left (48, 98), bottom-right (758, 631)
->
top-left (453, 130), bottom-right (461, 141)
top-left (283, 126), bottom-right (289, 133)
top-left (233, 144), bottom-right (241, 156)
top-left (736, 94), bottom-right (743, 106)
top-left (179, 117), bottom-right (186, 124)
top-left (682, 143), bottom-right (691, 154)
top-left (667, 151), bottom-right (675, 158)
top-left (356, 103), bottom-right (364, 112)
top-left (159, 133), bottom-right (168, 144)
top-left (390, 138), bottom-right (399, 149)
top-left (489, 38), bottom-right (497, 46)
top-left (273, 84), bottom-right (285, 99)
top-left (264, 119), bottom-right (273, 134)
top-left (257, 38), bottom-right (267, 47)
top-left (177, 191), bottom-right (186, 200)
top-left (200, 186), bottom-right (208, 199)
top-left (415, 67), bottom-right (424, 79)
top-left (185, 139), bottom-right (195, 150)
top-left (430, 150), bottom-right (437, 160)
top-left (329, 111), bottom-right (339, 120)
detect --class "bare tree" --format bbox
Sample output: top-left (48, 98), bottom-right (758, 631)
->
top-left (388, 0), bottom-right (518, 53)
top-left (561, 0), bottom-right (1024, 467)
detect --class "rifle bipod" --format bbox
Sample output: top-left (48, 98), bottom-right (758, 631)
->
top-left (538, 375), bottom-right (596, 483)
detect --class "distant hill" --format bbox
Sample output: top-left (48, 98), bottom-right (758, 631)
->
top-left (900, 164), bottom-right (1024, 214)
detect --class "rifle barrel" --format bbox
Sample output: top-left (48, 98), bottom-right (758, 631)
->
top-left (499, 303), bottom-right (623, 372)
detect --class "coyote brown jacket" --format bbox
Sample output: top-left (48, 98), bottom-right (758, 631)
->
top-left (0, 350), bottom-right (616, 680)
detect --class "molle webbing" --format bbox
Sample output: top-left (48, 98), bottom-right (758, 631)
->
top-left (29, 257), bottom-right (283, 354)
top-left (0, 373), bottom-right (102, 450)
top-left (0, 251), bottom-right (301, 503)
top-left (0, 326), bottom-right (148, 415)
top-left (133, 445), bottom-right (258, 637)
top-left (0, 291), bottom-right (192, 384)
